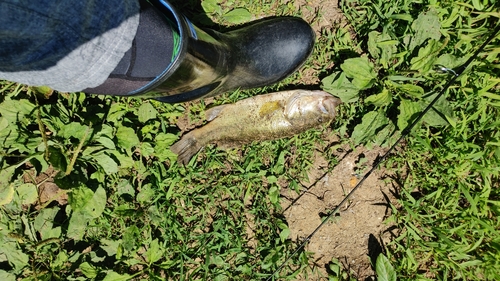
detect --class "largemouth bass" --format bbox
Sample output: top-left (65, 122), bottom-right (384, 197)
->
top-left (170, 90), bottom-right (341, 165)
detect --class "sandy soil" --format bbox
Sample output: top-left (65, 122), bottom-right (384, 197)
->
top-left (278, 1), bottom-right (398, 279)
top-left (280, 144), bottom-right (398, 280)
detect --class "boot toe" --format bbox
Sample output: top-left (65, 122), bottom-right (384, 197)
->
top-left (225, 17), bottom-right (315, 90)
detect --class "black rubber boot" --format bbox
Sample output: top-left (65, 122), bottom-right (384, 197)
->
top-left (87, 0), bottom-right (315, 103)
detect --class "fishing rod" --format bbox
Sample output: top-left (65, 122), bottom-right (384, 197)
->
top-left (266, 23), bottom-right (500, 281)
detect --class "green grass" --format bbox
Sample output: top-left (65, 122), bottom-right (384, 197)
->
top-left (1, 0), bottom-right (500, 280)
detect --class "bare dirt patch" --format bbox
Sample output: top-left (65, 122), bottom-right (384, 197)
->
top-left (293, 0), bottom-right (346, 86)
top-left (293, 0), bottom-right (344, 33)
top-left (281, 145), bottom-right (397, 280)
top-left (273, 2), bottom-right (399, 279)
top-left (23, 165), bottom-right (68, 209)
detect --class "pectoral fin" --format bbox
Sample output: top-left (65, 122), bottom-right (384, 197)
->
top-left (205, 104), bottom-right (227, 121)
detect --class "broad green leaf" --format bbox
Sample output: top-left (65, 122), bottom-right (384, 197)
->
top-left (154, 133), bottom-right (178, 161)
top-left (398, 99), bottom-right (421, 131)
top-left (137, 184), bottom-right (155, 203)
top-left (52, 251), bottom-right (68, 270)
top-left (116, 126), bottom-right (140, 151)
top-left (279, 227), bottom-right (290, 242)
top-left (94, 153), bottom-right (118, 175)
top-left (0, 99), bottom-right (35, 124)
top-left (116, 179), bottom-right (135, 197)
top-left (267, 175), bottom-right (278, 184)
top-left (68, 186), bottom-right (94, 212)
top-left (95, 124), bottom-right (114, 139)
top-left (0, 116), bottom-right (8, 130)
top-left (110, 150), bottom-right (135, 169)
top-left (67, 185), bottom-right (106, 219)
top-left (0, 184), bottom-right (15, 206)
top-left (146, 239), bottom-right (164, 264)
top-left (31, 153), bottom-right (49, 174)
top-left (472, 0), bottom-right (486, 10)
top-left (351, 110), bottom-right (389, 145)
top-left (352, 77), bottom-right (375, 90)
top-left (368, 31), bottom-right (398, 68)
top-left (365, 88), bottom-right (392, 107)
top-left (139, 142), bottom-right (155, 157)
top-left (0, 166), bottom-right (16, 206)
top-left (341, 57), bottom-right (377, 80)
top-left (67, 210), bottom-right (90, 241)
top-left (410, 9), bottom-right (441, 52)
top-left (147, 205), bottom-right (163, 226)
top-left (0, 242), bottom-right (29, 273)
top-left (53, 166), bottom-right (88, 189)
top-left (48, 146), bottom-right (68, 172)
top-left (269, 186), bottom-right (279, 204)
top-left (272, 150), bottom-right (286, 174)
top-left (378, 40), bottom-right (398, 68)
top-left (83, 145), bottom-right (105, 157)
top-left (96, 136), bottom-right (116, 149)
top-left (59, 122), bottom-right (90, 141)
top-left (322, 72), bottom-right (360, 102)
top-left (33, 207), bottom-right (61, 240)
top-left (201, 0), bottom-right (221, 14)
top-left (422, 107), bottom-right (450, 126)
top-left (122, 225), bottom-right (140, 251)
top-left (329, 262), bottom-right (341, 276)
top-left (340, 57), bottom-right (377, 90)
top-left (79, 262), bottom-right (98, 278)
top-left (86, 186), bottom-right (107, 218)
top-left (410, 39), bottom-right (440, 72)
top-left (21, 214), bottom-right (36, 241)
top-left (102, 271), bottom-right (132, 281)
top-left (223, 8), bottom-right (252, 24)
top-left (368, 31), bottom-right (381, 58)
top-left (137, 102), bottom-right (158, 123)
top-left (101, 239), bottom-right (122, 256)
top-left (376, 254), bottom-right (396, 281)
top-left (420, 92), bottom-right (454, 127)
top-left (107, 103), bottom-right (127, 124)
top-left (0, 270), bottom-right (16, 281)
top-left (373, 122), bottom-right (397, 147)
top-left (113, 205), bottom-right (137, 217)
top-left (116, 243), bottom-right (124, 260)
top-left (397, 83), bottom-right (425, 98)
top-left (15, 183), bottom-right (38, 205)
top-left (434, 53), bottom-right (467, 71)
top-left (210, 255), bottom-right (226, 267)
top-left (91, 251), bottom-right (106, 263)
top-left (0, 118), bottom-right (19, 149)
top-left (91, 167), bottom-right (105, 183)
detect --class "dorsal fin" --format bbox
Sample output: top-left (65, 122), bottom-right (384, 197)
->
top-left (205, 104), bottom-right (227, 121)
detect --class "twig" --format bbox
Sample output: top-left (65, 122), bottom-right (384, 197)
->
top-left (65, 122), bottom-right (92, 176)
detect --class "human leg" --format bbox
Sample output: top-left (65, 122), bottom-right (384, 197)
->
top-left (0, 0), bottom-right (140, 92)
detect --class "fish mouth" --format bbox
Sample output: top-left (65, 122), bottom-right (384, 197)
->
top-left (319, 97), bottom-right (338, 117)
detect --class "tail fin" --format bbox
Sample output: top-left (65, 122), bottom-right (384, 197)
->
top-left (170, 131), bottom-right (203, 165)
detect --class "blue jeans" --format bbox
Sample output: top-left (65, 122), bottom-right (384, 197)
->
top-left (0, 0), bottom-right (140, 92)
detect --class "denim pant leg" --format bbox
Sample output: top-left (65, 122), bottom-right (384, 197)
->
top-left (0, 0), bottom-right (140, 92)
